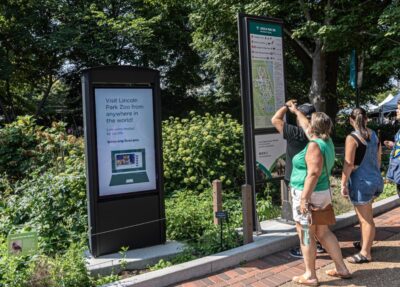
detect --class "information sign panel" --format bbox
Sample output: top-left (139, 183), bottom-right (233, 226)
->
top-left (7, 232), bottom-right (38, 256)
top-left (249, 21), bottom-right (285, 129)
top-left (95, 88), bottom-right (156, 196)
top-left (255, 133), bottom-right (286, 180)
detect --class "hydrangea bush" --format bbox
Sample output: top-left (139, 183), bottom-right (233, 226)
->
top-left (162, 112), bottom-right (244, 194)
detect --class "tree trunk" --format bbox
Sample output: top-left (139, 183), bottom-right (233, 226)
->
top-left (308, 41), bottom-right (327, 112)
top-left (5, 80), bottom-right (16, 122)
top-left (325, 51), bottom-right (339, 121)
top-left (35, 75), bottom-right (54, 118)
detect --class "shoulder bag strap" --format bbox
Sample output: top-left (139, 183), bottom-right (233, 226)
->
top-left (311, 139), bottom-right (333, 203)
top-left (322, 145), bottom-right (333, 204)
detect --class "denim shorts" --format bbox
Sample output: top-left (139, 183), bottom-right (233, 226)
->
top-left (349, 179), bottom-right (383, 206)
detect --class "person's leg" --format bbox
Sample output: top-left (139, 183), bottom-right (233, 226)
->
top-left (297, 223), bottom-right (318, 280)
top-left (290, 188), bottom-right (304, 258)
top-left (397, 184), bottom-right (400, 198)
top-left (315, 225), bottom-right (350, 275)
top-left (353, 203), bottom-right (374, 260)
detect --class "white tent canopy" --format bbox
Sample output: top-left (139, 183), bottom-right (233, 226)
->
top-left (339, 103), bottom-right (378, 115)
top-left (371, 92), bottom-right (400, 114)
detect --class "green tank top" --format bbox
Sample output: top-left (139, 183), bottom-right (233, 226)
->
top-left (290, 138), bottom-right (335, 191)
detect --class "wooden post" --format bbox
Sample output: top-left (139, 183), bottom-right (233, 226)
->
top-left (213, 180), bottom-right (222, 225)
top-left (242, 184), bottom-right (253, 244)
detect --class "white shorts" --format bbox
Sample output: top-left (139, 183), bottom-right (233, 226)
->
top-left (291, 187), bottom-right (332, 222)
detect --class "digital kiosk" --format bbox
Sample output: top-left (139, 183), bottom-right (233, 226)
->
top-left (82, 66), bottom-right (165, 257)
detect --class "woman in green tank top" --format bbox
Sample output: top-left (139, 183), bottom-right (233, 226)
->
top-left (287, 110), bottom-right (351, 286)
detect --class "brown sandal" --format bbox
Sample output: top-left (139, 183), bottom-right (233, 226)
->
top-left (292, 274), bottom-right (319, 286)
top-left (325, 269), bottom-right (352, 279)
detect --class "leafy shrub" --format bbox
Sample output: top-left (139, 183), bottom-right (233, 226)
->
top-left (162, 112), bottom-right (244, 193)
top-left (0, 240), bottom-right (92, 287)
top-left (334, 120), bottom-right (399, 145)
top-left (0, 168), bottom-right (87, 254)
top-left (380, 182), bottom-right (397, 199)
top-left (148, 249), bottom-right (197, 271)
top-left (0, 237), bottom-right (34, 286)
top-left (256, 197), bottom-right (281, 222)
top-left (333, 121), bottom-right (353, 144)
top-left (165, 190), bottom-right (214, 241)
top-left (0, 116), bottom-right (40, 180)
top-left (0, 116), bottom-right (84, 181)
top-left (190, 225), bottom-right (242, 257)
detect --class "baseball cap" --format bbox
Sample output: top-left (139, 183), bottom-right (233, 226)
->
top-left (297, 103), bottom-right (316, 119)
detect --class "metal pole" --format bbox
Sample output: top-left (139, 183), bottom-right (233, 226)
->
top-left (355, 50), bottom-right (360, 107)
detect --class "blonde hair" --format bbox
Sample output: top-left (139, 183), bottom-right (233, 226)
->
top-left (309, 112), bottom-right (332, 140)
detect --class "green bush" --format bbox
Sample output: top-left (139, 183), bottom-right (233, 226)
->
top-left (165, 190), bottom-right (214, 241)
top-left (162, 112), bottom-right (244, 194)
top-left (190, 225), bottom-right (242, 257)
top-left (0, 168), bottom-right (87, 254)
top-left (334, 120), bottom-right (399, 145)
top-left (0, 116), bottom-right (40, 180)
top-left (0, 116), bottom-right (84, 181)
top-left (0, 237), bottom-right (34, 287)
top-left (0, 241), bottom-right (92, 287)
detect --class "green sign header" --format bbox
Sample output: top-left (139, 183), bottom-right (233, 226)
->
top-left (249, 20), bottom-right (282, 37)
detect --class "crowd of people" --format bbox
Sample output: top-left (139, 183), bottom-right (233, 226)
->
top-left (271, 100), bottom-right (400, 286)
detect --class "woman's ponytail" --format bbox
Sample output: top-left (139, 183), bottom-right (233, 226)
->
top-left (350, 108), bottom-right (369, 140)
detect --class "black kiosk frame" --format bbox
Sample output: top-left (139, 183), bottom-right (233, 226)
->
top-left (82, 66), bottom-right (165, 257)
top-left (238, 14), bottom-right (287, 229)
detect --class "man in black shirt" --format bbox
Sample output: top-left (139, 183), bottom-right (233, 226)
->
top-left (271, 100), bottom-right (325, 258)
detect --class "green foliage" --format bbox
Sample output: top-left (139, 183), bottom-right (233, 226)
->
top-left (0, 241), bottom-right (92, 287)
top-left (148, 249), bottom-right (196, 271)
top-left (0, 116), bottom-right (41, 179)
top-left (148, 259), bottom-right (173, 271)
top-left (190, 225), bottom-right (243, 257)
top-left (333, 120), bottom-right (398, 145)
top-left (162, 112), bottom-right (244, 194)
top-left (0, 238), bottom-right (35, 287)
top-left (0, 116), bottom-right (84, 181)
top-left (0, 169), bottom-right (87, 254)
top-left (165, 189), bottom-right (214, 241)
top-left (256, 197), bottom-right (281, 222)
top-left (371, 2), bottom-right (400, 78)
top-left (0, 117), bottom-right (86, 254)
top-left (380, 182), bottom-right (398, 199)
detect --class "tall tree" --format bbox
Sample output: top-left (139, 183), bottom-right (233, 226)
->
top-left (189, 0), bottom-right (394, 119)
top-left (0, 0), bottom-right (207, 123)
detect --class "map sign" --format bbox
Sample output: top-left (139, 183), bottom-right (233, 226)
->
top-left (249, 20), bottom-right (285, 129)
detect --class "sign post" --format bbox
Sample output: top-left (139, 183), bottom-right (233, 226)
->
top-left (238, 14), bottom-right (287, 230)
top-left (82, 66), bottom-right (165, 257)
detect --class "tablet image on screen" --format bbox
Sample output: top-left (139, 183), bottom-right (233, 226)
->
top-left (109, 149), bottom-right (149, 186)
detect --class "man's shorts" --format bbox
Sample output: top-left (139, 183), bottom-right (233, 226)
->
top-left (291, 187), bottom-right (331, 222)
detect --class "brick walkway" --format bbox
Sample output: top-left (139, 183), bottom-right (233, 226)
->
top-left (173, 205), bottom-right (400, 287)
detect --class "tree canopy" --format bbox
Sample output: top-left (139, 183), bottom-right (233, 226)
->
top-left (0, 0), bottom-right (399, 124)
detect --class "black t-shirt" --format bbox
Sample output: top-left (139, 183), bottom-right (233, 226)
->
top-left (283, 123), bottom-right (308, 181)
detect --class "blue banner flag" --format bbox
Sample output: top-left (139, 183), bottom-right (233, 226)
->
top-left (349, 49), bottom-right (357, 89)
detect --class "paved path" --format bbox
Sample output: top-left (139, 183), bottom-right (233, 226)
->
top-left (173, 205), bottom-right (400, 287)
